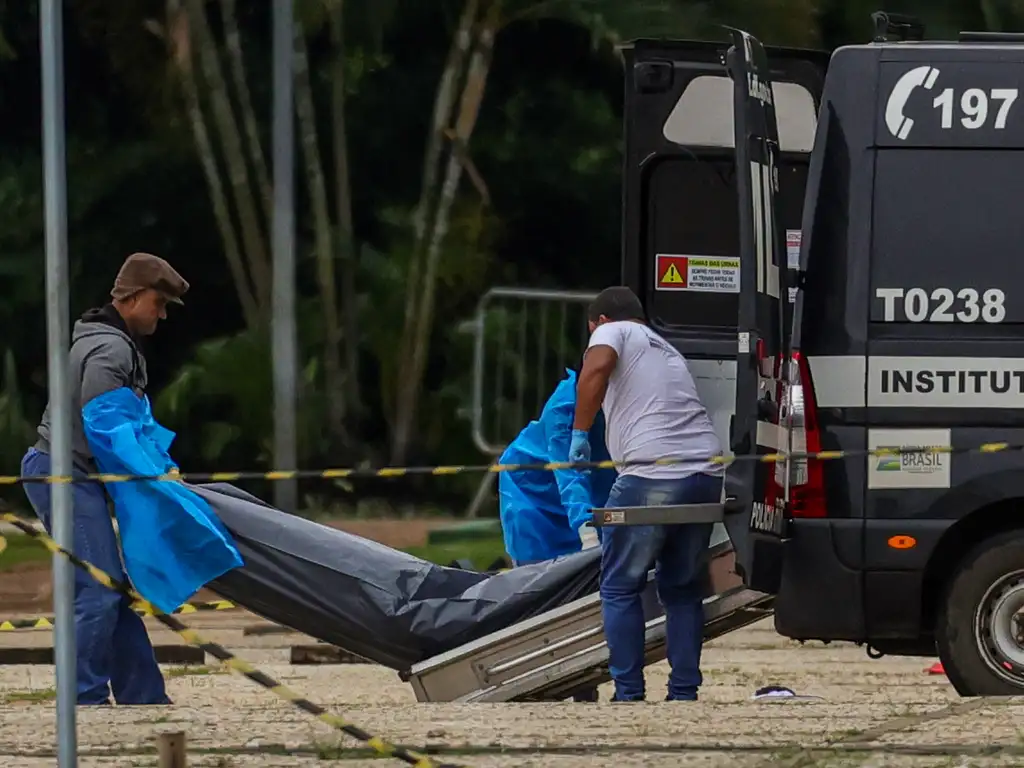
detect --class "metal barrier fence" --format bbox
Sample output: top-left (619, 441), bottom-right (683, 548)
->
top-left (462, 287), bottom-right (599, 457)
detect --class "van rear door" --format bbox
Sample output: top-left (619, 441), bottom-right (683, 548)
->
top-left (620, 34), bottom-right (827, 592)
top-left (719, 28), bottom-right (795, 593)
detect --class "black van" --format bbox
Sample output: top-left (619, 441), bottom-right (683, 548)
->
top-left (623, 15), bottom-right (1024, 696)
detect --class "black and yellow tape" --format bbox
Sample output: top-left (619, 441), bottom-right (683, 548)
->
top-left (0, 598), bottom-right (237, 631)
top-left (0, 441), bottom-right (1019, 486)
top-left (0, 511), bottom-right (462, 768)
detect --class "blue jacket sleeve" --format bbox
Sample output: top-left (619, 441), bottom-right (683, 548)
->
top-left (543, 379), bottom-right (594, 534)
top-left (82, 387), bottom-right (242, 613)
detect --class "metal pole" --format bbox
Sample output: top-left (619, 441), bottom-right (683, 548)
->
top-left (272, 0), bottom-right (298, 513)
top-left (40, 0), bottom-right (77, 764)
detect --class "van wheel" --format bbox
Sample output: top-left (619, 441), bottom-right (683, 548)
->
top-left (937, 531), bottom-right (1024, 696)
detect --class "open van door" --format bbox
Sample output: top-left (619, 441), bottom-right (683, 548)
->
top-left (619, 33), bottom-right (827, 592)
top-left (721, 29), bottom-right (794, 593)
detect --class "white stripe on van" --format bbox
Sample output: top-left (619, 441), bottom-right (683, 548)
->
top-left (806, 355), bottom-right (1024, 409)
top-left (807, 355), bottom-right (867, 407)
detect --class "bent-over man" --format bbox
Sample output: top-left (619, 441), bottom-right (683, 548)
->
top-left (498, 368), bottom-right (616, 567)
top-left (568, 286), bottom-right (724, 702)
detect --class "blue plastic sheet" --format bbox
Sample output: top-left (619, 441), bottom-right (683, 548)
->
top-left (82, 388), bottom-right (243, 613)
top-left (498, 369), bottom-right (616, 563)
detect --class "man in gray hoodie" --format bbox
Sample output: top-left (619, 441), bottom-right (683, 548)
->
top-left (21, 252), bottom-right (189, 706)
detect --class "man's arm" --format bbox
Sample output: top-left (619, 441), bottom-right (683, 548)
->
top-left (80, 341), bottom-right (181, 474)
top-left (543, 390), bottom-right (592, 513)
top-left (573, 345), bottom-right (618, 432)
top-left (80, 339), bottom-right (134, 405)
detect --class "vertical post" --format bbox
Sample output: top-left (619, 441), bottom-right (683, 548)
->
top-left (157, 732), bottom-right (188, 768)
top-left (40, 0), bottom-right (77, 765)
top-left (272, 0), bottom-right (298, 513)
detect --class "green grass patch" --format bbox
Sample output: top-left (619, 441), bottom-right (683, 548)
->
top-left (0, 530), bottom-right (510, 574)
top-left (426, 519), bottom-right (502, 545)
top-left (0, 531), bottom-right (49, 571)
top-left (1, 687), bottom-right (56, 704)
top-left (166, 665), bottom-right (226, 678)
top-left (404, 537), bottom-right (509, 570)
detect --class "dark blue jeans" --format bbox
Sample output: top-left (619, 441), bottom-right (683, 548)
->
top-left (21, 449), bottom-right (169, 705)
top-left (600, 472), bottom-right (721, 702)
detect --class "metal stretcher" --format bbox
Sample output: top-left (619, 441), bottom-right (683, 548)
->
top-left (405, 501), bottom-right (774, 702)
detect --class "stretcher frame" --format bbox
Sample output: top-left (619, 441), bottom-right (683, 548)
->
top-left (405, 505), bottom-right (772, 703)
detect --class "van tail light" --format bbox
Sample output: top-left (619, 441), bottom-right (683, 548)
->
top-left (765, 350), bottom-right (827, 519)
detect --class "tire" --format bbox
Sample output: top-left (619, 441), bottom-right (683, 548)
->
top-left (936, 529), bottom-right (1024, 696)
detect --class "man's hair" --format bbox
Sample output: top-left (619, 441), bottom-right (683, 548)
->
top-left (587, 286), bottom-right (645, 323)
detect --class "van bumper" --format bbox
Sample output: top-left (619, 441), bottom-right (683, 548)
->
top-left (773, 519), bottom-right (867, 641)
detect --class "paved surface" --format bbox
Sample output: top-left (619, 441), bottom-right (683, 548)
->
top-left (0, 610), bottom-right (1021, 767)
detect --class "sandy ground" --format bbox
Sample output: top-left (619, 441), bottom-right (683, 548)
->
top-left (0, 609), bottom-right (1021, 768)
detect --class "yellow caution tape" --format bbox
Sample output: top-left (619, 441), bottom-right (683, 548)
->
top-left (0, 442), bottom-right (1011, 486)
top-left (0, 511), bottom-right (462, 768)
top-left (0, 617), bottom-right (52, 631)
top-left (0, 598), bottom-right (237, 631)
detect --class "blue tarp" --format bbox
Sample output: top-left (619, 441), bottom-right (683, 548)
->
top-left (82, 387), bottom-right (243, 613)
top-left (498, 369), bottom-right (616, 564)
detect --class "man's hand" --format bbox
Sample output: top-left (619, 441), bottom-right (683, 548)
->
top-left (568, 429), bottom-right (591, 464)
top-left (579, 524), bottom-right (599, 550)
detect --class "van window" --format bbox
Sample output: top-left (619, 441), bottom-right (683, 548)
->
top-left (663, 76), bottom-right (818, 152)
top-left (645, 156), bottom-right (742, 330)
top-left (870, 149), bottom-right (1024, 325)
top-left (647, 74), bottom-right (817, 332)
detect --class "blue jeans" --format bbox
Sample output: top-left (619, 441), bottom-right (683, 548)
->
top-left (21, 449), bottom-right (169, 706)
top-left (600, 472), bottom-right (721, 702)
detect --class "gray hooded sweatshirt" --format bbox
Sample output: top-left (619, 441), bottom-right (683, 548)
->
top-left (35, 305), bottom-right (148, 473)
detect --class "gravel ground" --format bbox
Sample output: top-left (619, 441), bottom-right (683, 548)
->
top-left (0, 611), bottom-right (1021, 767)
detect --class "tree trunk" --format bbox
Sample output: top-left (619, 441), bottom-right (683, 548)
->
top-left (394, 0), bottom-right (479, 409)
top-left (410, 0), bottom-right (480, 250)
top-left (219, 0), bottom-right (272, 222)
top-left (167, 0), bottom-right (259, 328)
top-left (390, 0), bottom-right (499, 464)
top-left (294, 22), bottom-right (348, 444)
top-left (187, 0), bottom-right (272, 316)
top-left (328, 0), bottom-right (362, 418)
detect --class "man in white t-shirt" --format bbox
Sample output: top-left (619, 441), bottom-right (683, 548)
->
top-left (569, 286), bottom-right (724, 702)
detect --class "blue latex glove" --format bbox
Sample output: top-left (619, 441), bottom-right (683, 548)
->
top-left (569, 429), bottom-right (591, 465)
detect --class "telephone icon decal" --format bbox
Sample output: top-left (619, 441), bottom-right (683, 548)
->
top-left (885, 65), bottom-right (940, 140)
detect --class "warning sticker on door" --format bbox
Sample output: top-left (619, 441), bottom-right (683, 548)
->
top-left (786, 230), bottom-right (802, 270)
top-left (655, 254), bottom-right (740, 293)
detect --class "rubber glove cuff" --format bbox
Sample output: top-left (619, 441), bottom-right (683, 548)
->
top-left (578, 524), bottom-right (600, 550)
top-left (568, 429), bottom-right (591, 464)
